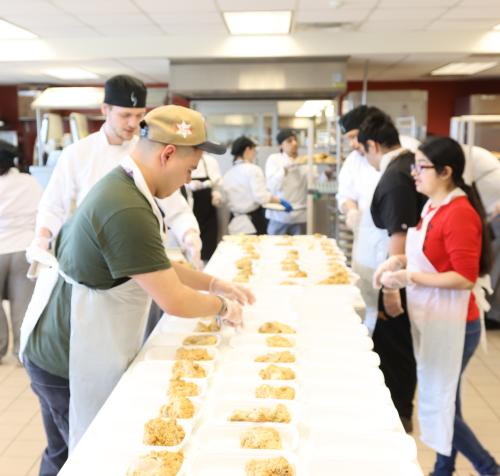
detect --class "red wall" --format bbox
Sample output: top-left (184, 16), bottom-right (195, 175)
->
top-left (346, 79), bottom-right (500, 136)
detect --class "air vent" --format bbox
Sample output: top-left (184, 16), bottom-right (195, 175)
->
top-left (295, 22), bottom-right (351, 32)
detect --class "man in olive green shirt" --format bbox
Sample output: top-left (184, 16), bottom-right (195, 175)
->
top-left (21, 105), bottom-right (255, 476)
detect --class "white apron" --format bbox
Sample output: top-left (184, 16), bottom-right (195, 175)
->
top-left (20, 156), bottom-right (165, 451)
top-left (228, 214), bottom-right (256, 235)
top-left (351, 193), bottom-right (389, 334)
top-left (406, 189), bottom-right (470, 456)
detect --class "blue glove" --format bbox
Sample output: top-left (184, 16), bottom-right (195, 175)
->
top-left (279, 199), bottom-right (293, 213)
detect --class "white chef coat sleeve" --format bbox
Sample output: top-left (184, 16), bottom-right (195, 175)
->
top-left (157, 190), bottom-right (200, 243)
top-left (249, 166), bottom-right (273, 205)
top-left (470, 146), bottom-right (500, 215)
top-left (205, 154), bottom-right (223, 190)
top-left (336, 151), bottom-right (359, 211)
top-left (35, 145), bottom-right (78, 237)
top-left (265, 155), bottom-right (285, 195)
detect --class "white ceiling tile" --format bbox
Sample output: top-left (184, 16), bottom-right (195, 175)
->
top-left (358, 19), bottom-right (431, 31)
top-left (379, 0), bottom-right (457, 5)
top-left (93, 24), bottom-right (164, 36)
top-left (134, 0), bottom-right (218, 13)
top-left (51, 0), bottom-right (140, 14)
top-left (3, 14), bottom-right (87, 28)
top-left (426, 20), bottom-right (499, 31)
top-left (369, 7), bottom-right (447, 21)
top-left (295, 8), bottom-right (371, 23)
top-left (74, 13), bottom-right (155, 27)
top-left (160, 23), bottom-right (227, 34)
top-left (459, 0), bottom-right (500, 5)
top-left (217, 0), bottom-right (294, 10)
top-left (297, 0), bottom-right (378, 8)
top-left (27, 25), bottom-right (103, 38)
top-left (0, 1), bottom-right (66, 15)
top-left (443, 6), bottom-right (500, 20)
top-left (153, 12), bottom-right (223, 24)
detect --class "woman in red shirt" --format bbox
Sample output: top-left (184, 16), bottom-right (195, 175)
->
top-left (375, 137), bottom-right (498, 476)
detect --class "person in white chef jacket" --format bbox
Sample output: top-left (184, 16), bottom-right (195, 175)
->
top-left (265, 129), bottom-right (311, 235)
top-left (336, 105), bottom-right (420, 334)
top-left (185, 152), bottom-right (223, 260)
top-left (223, 136), bottom-right (293, 235)
top-left (0, 142), bottom-right (43, 364)
top-left (31, 74), bottom-right (203, 270)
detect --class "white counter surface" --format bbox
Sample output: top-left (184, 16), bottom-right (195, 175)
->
top-left (58, 235), bottom-right (422, 476)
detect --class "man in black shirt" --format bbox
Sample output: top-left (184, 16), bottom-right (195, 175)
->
top-left (357, 113), bottom-right (426, 432)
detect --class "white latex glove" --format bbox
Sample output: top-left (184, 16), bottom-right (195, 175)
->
top-left (209, 277), bottom-right (256, 305)
top-left (381, 269), bottom-right (413, 289)
top-left (187, 180), bottom-right (204, 192)
top-left (202, 179), bottom-right (213, 189)
top-left (345, 208), bottom-right (361, 231)
top-left (373, 256), bottom-right (405, 290)
top-left (183, 229), bottom-right (203, 270)
top-left (26, 236), bottom-right (51, 263)
top-left (220, 298), bottom-right (244, 329)
top-left (381, 288), bottom-right (405, 318)
top-left (211, 190), bottom-right (223, 207)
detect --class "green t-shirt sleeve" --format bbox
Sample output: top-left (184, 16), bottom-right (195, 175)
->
top-left (97, 207), bottom-right (171, 279)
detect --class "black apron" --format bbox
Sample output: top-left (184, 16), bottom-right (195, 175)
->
top-left (191, 158), bottom-right (218, 261)
top-left (248, 207), bottom-right (268, 235)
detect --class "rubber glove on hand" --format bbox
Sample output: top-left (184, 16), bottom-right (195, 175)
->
top-left (382, 288), bottom-right (404, 318)
top-left (183, 229), bottom-right (203, 270)
top-left (373, 256), bottom-right (405, 289)
top-left (279, 199), bottom-right (293, 213)
top-left (187, 180), bottom-right (204, 192)
top-left (381, 270), bottom-right (413, 289)
top-left (345, 208), bottom-right (361, 231)
top-left (220, 298), bottom-right (244, 329)
top-left (209, 277), bottom-right (256, 305)
top-left (211, 190), bottom-right (223, 207)
top-left (26, 236), bottom-right (51, 264)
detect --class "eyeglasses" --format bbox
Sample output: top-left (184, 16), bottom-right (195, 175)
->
top-left (411, 163), bottom-right (435, 174)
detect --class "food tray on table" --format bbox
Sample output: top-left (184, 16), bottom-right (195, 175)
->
top-left (185, 450), bottom-right (298, 476)
top-left (207, 398), bottom-right (299, 427)
top-left (211, 377), bottom-right (300, 402)
top-left (192, 423), bottom-right (300, 452)
top-left (142, 343), bottom-right (219, 362)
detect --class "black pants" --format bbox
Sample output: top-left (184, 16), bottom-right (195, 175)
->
top-left (373, 289), bottom-right (417, 420)
top-left (144, 300), bottom-right (163, 342)
top-left (249, 207), bottom-right (268, 235)
top-left (24, 358), bottom-right (69, 476)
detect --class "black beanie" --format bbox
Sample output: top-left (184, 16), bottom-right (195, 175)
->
top-left (276, 128), bottom-right (297, 145)
top-left (104, 74), bottom-right (147, 108)
top-left (0, 140), bottom-right (17, 175)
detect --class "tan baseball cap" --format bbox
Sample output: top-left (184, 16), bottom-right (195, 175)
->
top-left (139, 105), bottom-right (226, 155)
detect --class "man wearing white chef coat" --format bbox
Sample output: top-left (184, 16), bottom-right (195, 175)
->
top-left (31, 74), bottom-right (203, 269)
top-left (20, 105), bottom-right (254, 476)
top-left (265, 129), bottom-right (310, 235)
top-left (337, 105), bottom-right (420, 335)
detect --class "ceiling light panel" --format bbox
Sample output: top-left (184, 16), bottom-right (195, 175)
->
top-left (224, 11), bottom-right (292, 35)
top-left (431, 62), bottom-right (498, 75)
top-left (0, 19), bottom-right (37, 39)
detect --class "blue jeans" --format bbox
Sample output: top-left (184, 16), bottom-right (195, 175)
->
top-left (267, 220), bottom-right (306, 236)
top-left (24, 358), bottom-right (70, 476)
top-left (432, 319), bottom-right (499, 476)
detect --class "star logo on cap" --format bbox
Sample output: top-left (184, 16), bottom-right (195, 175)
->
top-left (176, 121), bottom-right (192, 138)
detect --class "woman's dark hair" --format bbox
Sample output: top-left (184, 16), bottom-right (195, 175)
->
top-left (418, 136), bottom-right (493, 275)
top-left (0, 140), bottom-right (18, 176)
top-left (231, 136), bottom-right (256, 163)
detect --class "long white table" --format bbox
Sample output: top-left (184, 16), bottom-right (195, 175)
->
top-left (59, 236), bottom-right (423, 476)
